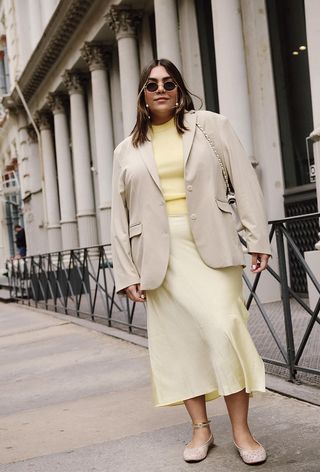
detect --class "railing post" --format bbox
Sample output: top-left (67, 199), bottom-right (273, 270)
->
top-left (275, 223), bottom-right (296, 381)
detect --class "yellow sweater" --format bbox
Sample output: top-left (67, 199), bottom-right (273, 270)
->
top-left (151, 118), bottom-right (188, 215)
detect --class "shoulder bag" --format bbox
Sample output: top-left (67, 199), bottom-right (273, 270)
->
top-left (196, 122), bottom-right (244, 232)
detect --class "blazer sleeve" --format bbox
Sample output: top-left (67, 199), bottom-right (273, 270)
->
top-left (111, 151), bottom-right (141, 294)
top-left (220, 116), bottom-right (272, 256)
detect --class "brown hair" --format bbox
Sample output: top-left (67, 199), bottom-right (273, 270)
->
top-left (131, 58), bottom-right (197, 148)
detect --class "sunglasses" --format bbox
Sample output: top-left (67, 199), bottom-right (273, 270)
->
top-left (144, 80), bottom-right (177, 93)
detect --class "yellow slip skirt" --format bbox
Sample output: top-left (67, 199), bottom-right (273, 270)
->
top-left (145, 214), bottom-right (265, 407)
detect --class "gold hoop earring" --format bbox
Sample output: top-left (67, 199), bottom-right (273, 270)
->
top-left (175, 100), bottom-right (182, 113)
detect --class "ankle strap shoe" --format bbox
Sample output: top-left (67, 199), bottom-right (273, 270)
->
top-left (183, 434), bottom-right (214, 462)
top-left (183, 420), bottom-right (214, 463)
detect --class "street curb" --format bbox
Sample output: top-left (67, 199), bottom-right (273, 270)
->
top-left (265, 374), bottom-right (320, 407)
top-left (0, 297), bottom-right (15, 303)
top-left (12, 302), bottom-right (148, 349)
top-left (11, 302), bottom-right (319, 406)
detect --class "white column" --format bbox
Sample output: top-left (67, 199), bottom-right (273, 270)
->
top-left (62, 70), bottom-right (98, 248)
top-left (35, 111), bottom-right (62, 252)
top-left (26, 126), bottom-right (42, 194)
top-left (86, 84), bottom-right (101, 241)
top-left (211, 0), bottom-right (255, 161)
top-left (81, 43), bottom-right (114, 244)
top-left (47, 93), bottom-right (79, 250)
top-left (17, 112), bottom-right (29, 199)
top-left (20, 144), bottom-right (31, 197)
top-left (25, 127), bottom-right (48, 256)
top-left (28, 0), bottom-right (43, 49)
top-left (154, 0), bottom-right (182, 70)
top-left (110, 48), bottom-right (124, 146)
top-left (240, 0), bottom-right (284, 217)
top-left (305, 0), bottom-right (320, 207)
top-left (106, 6), bottom-right (142, 137)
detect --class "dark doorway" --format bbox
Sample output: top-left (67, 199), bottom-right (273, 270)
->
top-left (195, 0), bottom-right (219, 112)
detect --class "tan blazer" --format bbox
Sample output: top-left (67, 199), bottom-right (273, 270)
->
top-left (111, 110), bottom-right (271, 293)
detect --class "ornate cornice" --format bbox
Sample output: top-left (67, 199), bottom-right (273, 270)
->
top-left (80, 42), bottom-right (111, 72)
top-left (34, 110), bottom-right (52, 131)
top-left (1, 95), bottom-right (17, 111)
top-left (1, 96), bottom-right (22, 119)
top-left (10, 0), bottom-right (99, 105)
top-left (26, 125), bottom-right (38, 143)
top-left (106, 6), bottom-right (143, 40)
top-left (46, 92), bottom-right (67, 114)
top-left (62, 70), bottom-right (84, 95)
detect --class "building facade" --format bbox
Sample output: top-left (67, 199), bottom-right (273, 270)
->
top-left (0, 0), bottom-right (319, 299)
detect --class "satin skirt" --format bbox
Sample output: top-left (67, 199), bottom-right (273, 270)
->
top-left (145, 214), bottom-right (265, 407)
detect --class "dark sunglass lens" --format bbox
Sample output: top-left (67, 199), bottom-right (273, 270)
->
top-left (146, 82), bottom-right (158, 92)
top-left (164, 82), bottom-right (176, 91)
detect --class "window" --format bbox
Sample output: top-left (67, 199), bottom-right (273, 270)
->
top-left (0, 35), bottom-right (10, 94)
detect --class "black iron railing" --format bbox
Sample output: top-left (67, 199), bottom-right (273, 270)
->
top-left (7, 245), bottom-right (144, 333)
top-left (243, 212), bottom-right (320, 382)
top-left (6, 213), bottom-right (320, 383)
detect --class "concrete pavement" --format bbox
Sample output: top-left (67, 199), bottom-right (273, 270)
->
top-left (0, 303), bottom-right (319, 471)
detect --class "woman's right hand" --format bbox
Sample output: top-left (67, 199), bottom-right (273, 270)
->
top-left (125, 284), bottom-right (146, 302)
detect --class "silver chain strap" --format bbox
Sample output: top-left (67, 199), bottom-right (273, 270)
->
top-left (196, 122), bottom-right (232, 196)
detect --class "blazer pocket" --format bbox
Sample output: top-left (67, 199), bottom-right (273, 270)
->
top-left (129, 223), bottom-right (142, 238)
top-left (215, 199), bottom-right (233, 214)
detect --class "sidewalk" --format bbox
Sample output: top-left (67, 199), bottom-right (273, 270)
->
top-left (0, 303), bottom-right (319, 471)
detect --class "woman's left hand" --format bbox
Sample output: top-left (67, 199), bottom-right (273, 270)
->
top-left (250, 253), bottom-right (270, 273)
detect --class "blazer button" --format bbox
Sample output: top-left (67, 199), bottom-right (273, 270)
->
top-left (190, 213), bottom-right (197, 220)
top-left (160, 201), bottom-right (164, 206)
top-left (187, 185), bottom-right (193, 191)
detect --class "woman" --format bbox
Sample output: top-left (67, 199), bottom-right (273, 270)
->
top-left (111, 58), bottom-right (271, 465)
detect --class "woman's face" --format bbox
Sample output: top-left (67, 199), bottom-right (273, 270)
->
top-left (144, 65), bottom-right (178, 124)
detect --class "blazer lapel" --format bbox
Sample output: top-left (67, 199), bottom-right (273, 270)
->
top-left (182, 111), bottom-right (197, 167)
top-left (138, 135), bottom-right (162, 192)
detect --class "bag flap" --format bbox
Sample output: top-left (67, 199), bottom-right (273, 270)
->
top-left (129, 223), bottom-right (142, 238)
top-left (215, 199), bottom-right (233, 214)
